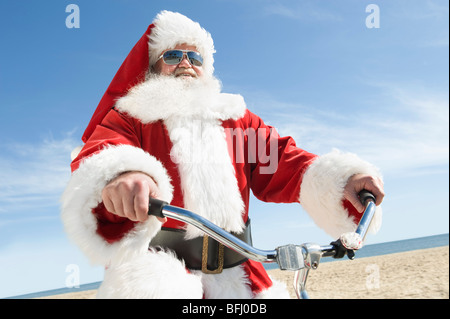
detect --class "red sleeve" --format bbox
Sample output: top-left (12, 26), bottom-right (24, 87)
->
top-left (241, 110), bottom-right (318, 203)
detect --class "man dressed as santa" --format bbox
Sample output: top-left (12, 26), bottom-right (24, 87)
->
top-left (61, 10), bottom-right (385, 298)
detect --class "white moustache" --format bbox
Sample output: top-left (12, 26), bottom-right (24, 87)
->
top-left (174, 68), bottom-right (197, 78)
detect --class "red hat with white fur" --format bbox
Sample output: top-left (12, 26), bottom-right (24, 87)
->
top-left (82, 11), bottom-right (215, 143)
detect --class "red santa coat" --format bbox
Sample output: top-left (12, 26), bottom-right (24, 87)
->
top-left (72, 107), bottom-right (318, 295)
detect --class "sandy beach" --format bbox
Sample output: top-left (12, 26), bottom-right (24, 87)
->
top-left (37, 246), bottom-right (448, 299)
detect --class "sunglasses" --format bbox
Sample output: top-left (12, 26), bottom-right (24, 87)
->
top-left (157, 49), bottom-right (203, 67)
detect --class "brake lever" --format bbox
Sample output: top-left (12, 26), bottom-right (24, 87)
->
top-left (329, 189), bottom-right (377, 260)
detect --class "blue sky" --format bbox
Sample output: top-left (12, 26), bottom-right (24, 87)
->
top-left (0, 0), bottom-right (448, 298)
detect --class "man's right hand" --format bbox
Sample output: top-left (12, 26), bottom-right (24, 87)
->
top-left (101, 171), bottom-right (167, 223)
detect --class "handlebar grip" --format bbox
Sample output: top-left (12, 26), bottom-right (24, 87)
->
top-left (358, 189), bottom-right (376, 206)
top-left (148, 197), bottom-right (169, 218)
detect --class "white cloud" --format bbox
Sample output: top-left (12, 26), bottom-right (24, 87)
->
top-left (0, 131), bottom-right (80, 215)
top-left (246, 83), bottom-right (449, 177)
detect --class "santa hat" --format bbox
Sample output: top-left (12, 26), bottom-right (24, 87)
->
top-left (81, 10), bottom-right (215, 143)
top-left (148, 11), bottom-right (215, 76)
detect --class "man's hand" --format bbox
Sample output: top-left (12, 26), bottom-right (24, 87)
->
top-left (101, 171), bottom-right (167, 223)
top-left (343, 174), bottom-right (385, 213)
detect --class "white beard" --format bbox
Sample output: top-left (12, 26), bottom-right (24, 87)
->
top-left (115, 74), bottom-right (247, 238)
top-left (115, 74), bottom-right (245, 122)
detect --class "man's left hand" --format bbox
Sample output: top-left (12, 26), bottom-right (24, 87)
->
top-left (343, 174), bottom-right (385, 213)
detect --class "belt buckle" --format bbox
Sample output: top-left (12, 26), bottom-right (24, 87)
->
top-left (201, 235), bottom-right (224, 274)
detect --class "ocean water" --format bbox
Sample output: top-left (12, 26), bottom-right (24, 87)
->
top-left (263, 233), bottom-right (449, 270)
top-left (6, 233), bottom-right (449, 299)
top-left (344, 233), bottom-right (449, 259)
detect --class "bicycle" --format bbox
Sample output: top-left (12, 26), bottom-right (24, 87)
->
top-left (147, 190), bottom-right (377, 299)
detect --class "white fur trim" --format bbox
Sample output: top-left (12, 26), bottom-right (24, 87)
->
top-left (61, 144), bottom-right (173, 265)
top-left (165, 115), bottom-right (246, 238)
top-left (299, 149), bottom-right (383, 239)
top-left (115, 75), bottom-right (246, 123)
top-left (193, 265), bottom-right (253, 299)
top-left (254, 278), bottom-right (291, 299)
top-left (97, 249), bottom-right (203, 299)
top-left (148, 10), bottom-right (216, 76)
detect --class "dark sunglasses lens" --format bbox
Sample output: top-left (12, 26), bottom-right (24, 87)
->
top-left (163, 50), bottom-right (203, 66)
top-left (187, 51), bottom-right (203, 66)
top-left (163, 50), bottom-right (183, 65)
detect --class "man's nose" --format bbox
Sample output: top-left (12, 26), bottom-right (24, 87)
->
top-left (178, 54), bottom-right (192, 68)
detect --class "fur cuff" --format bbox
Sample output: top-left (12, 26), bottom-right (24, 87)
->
top-left (254, 278), bottom-right (291, 299)
top-left (60, 145), bottom-right (173, 265)
top-left (299, 149), bottom-right (383, 239)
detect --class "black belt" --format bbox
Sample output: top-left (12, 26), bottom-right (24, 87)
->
top-left (149, 219), bottom-right (252, 274)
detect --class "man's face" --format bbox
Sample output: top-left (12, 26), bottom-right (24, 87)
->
top-left (152, 43), bottom-right (204, 78)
